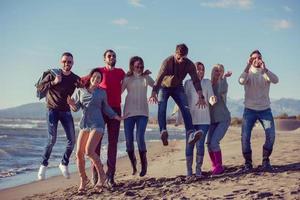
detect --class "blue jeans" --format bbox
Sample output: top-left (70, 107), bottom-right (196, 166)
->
top-left (41, 109), bottom-right (76, 166)
top-left (158, 86), bottom-right (194, 134)
top-left (185, 124), bottom-right (210, 157)
top-left (207, 119), bottom-right (230, 152)
top-left (241, 108), bottom-right (275, 154)
top-left (124, 116), bottom-right (148, 152)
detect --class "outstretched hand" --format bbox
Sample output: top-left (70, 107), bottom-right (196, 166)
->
top-left (196, 98), bottom-right (207, 109)
top-left (114, 113), bottom-right (130, 121)
top-left (224, 71), bottom-right (232, 78)
top-left (143, 69), bottom-right (152, 76)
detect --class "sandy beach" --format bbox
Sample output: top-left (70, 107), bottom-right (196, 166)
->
top-left (1, 126), bottom-right (300, 200)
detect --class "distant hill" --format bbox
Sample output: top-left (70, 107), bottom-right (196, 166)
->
top-left (0, 98), bottom-right (299, 119)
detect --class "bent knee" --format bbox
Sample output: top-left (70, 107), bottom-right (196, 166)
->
top-left (76, 150), bottom-right (85, 159)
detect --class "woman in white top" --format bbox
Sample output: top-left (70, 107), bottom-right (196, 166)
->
top-left (122, 56), bottom-right (154, 177)
top-left (176, 62), bottom-right (216, 177)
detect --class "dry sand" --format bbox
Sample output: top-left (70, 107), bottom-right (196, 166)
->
top-left (1, 126), bottom-right (300, 200)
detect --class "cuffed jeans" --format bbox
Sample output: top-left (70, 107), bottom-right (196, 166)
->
top-left (41, 109), bottom-right (76, 166)
top-left (241, 108), bottom-right (275, 154)
top-left (207, 119), bottom-right (230, 152)
top-left (124, 116), bottom-right (148, 152)
top-left (186, 124), bottom-right (210, 157)
top-left (95, 107), bottom-right (121, 176)
top-left (158, 86), bottom-right (194, 134)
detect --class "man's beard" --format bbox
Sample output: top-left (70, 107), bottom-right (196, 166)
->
top-left (64, 66), bottom-right (72, 71)
top-left (109, 61), bottom-right (116, 67)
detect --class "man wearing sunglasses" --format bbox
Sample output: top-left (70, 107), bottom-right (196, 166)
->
top-left (149, 44), bottom-right (206, 147)
top-left (37, 52), bottom-right (81, 180)
top-left (88, 49), bottom-right (125, 187)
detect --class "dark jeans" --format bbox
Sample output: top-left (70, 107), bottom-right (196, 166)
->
top-left (41, 109), bottom-right (76, 166)
top-left (95, 107), bottom-right (121, 176)
top-left (124, 116), bottom-right (148, 152)
top-left (158, 86), bottom-right (194, 133)
top-left (241, 108), bottom-right (276, 154)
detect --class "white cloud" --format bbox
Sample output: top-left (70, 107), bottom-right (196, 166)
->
top-left (283, 6), bottom-right (292, 12)
top-left (272, 19), bottom-right (293, 30)
top-left (112, 18), bottom-right (129, 26)
top-left (129, 0), bottom-right (144, 7)
top-left (200, 0), bottom-right (253, 9)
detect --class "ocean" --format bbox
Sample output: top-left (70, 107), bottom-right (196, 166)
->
top-left (0, 118), bottom-right (186, 190)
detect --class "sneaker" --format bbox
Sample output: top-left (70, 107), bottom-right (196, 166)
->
top-left (160, 130), bottom-right (168, 146)
top-left (37, 165), bottom-right (47, 180)
top-left (188, 130), bottom-right (202, 145)
top-left (59, 163), bottom-right (70, 179)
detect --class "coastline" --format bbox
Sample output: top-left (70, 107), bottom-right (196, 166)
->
top-left (1, 126), bottom-right (300, 199)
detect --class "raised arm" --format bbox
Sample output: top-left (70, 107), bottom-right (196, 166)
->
top-left (146, 75), bottom-right (155, 87)
top-left (36, 73), bottom-right (54, 93)
top-left (261, 61), bottom-right (279, 84)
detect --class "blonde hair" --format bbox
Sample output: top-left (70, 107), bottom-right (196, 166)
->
top-left (211, 64), bottom-right (224, 81)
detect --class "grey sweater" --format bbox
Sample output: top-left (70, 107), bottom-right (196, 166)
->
top-left (210, 79), bottom-right (231, 123)
top-left (72, 88), bottom-right (117, 131)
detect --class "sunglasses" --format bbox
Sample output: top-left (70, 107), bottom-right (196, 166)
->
top-left (107, 54), bottom-right (116, 58)
top-left (62, 60), bottom-right (72, 64)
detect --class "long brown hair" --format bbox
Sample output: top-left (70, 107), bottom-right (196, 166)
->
top-left (126, 56), bottom-right (144, 76)
top-left (84, 68), bottom-right (103, 88)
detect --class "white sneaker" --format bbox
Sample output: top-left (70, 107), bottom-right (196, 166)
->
top-left (59, 163), bottom-right (70, 179)
top-left (188, 130), bottom-right (203, 145)
top-left (37, 165), bottom-right (47, 180)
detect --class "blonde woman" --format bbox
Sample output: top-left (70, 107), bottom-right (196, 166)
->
top-left (207, 64), bottom-right (231, 175)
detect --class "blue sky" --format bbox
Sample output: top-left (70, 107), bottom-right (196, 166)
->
top-left (0, 0), bottom-right (299, 109)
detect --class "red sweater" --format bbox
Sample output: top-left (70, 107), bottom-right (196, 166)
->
top-left (98, 67), bottom-right (125, 108)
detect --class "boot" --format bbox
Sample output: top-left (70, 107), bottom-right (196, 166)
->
top-left (127, 151), bottom-right (137, 175)
top-left (212, 151), bottom-right (224, 175)
top-left (186, 155), bottom-right (193, 177)
top-left (139, 151), bottom-right (147, 177)
top-left (208, 151), bottom-right (216, 172)
top-left (242, 151), bottom-right (253, 172)
top-left (195, 155), bottom-right (204, 177)
top-left (106, 172), bottom-right (116, 187)
top-left (262, 148), bottom-right (273, 171)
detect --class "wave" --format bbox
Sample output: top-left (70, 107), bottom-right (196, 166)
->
top-left (0, 123), bottom-right (39, 129)
top-left (0, 166), bottom-right (34, 178)
top-left (0, 135), bottom-right (8, 139)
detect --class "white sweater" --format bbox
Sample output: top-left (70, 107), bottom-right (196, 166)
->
top-left (239, 66), bottom-right (279, 111)
top-left (176, 78), bottom-right (215, 125)
top-left (122, 74), bottom-right (155, 118)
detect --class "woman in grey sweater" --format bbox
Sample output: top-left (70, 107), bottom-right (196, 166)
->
top-left (207, 64), bottom-right (231, 175)
top-left (67, 68), bottom-right (124, 193)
